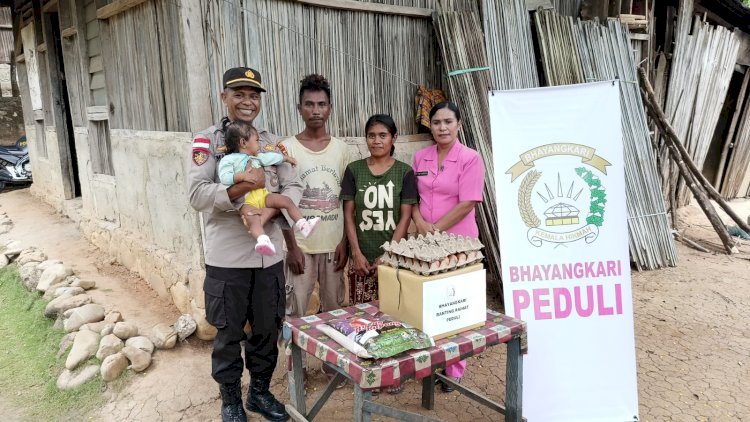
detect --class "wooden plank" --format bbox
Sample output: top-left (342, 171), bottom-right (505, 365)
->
top-left (288, 344), bottom-right (307, 417)
top-left (629, 33), bottom-right (650, 40)
top-left (434, 373), bottom-right (509, 415)
top-left (60, 31), bottom-right (85, 125)
top-left (73, 0), bottom-right (93, 111)
top-left (15, 53), bottom-right (25, 62)
top-left (85, 18), bottom-right (98, 39)
top-left (526, 0), bottom-right (554, 10)
top-left (619, 13), bottom-right (645, 20)
top-left (284, 405), bottom-right (309, 422)
top-left (289, 0), bottom-right (432, 18)
top-left (61, 26), bottom-right (77, 37)
top-left (352, 387), bottom-right (371, 422)
top-left (736, 29), bottom-right (750, 67)
top-left (58, 0), bottom-right (75, 29)
top-left (177, 0), bottom-right (212, 132)
top-left (89, 71), bottom-right (105, 89)
top-left (506, 337), bottom-right (524, 422)
top-left (306, 367), bottom-right (345, 421)
top-left (41, 0), bottom-right (59, 13)
top-left (96, 0), bottom-right (148, 20)
top-left (84, 0), bottom-right (96, 23)
top-left (87, 105), bottom-right (108, 120)
top-left (36, 42), bottom-right (46, 52)
top-left (40, 10), bottom-right (77, 199)
top-left (421, 374), bottom-right (435, 410)
top-left (89, 54), bottom-right (102, 72)
top-left (362, 401), bottom-right (441, 422)
top-left (91, 87), bottom-right (107, 106)
top-left (86, 36), bottom-right (100, 56)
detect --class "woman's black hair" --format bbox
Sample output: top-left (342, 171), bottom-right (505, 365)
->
top-left (428, 101), bottom-right (461, 122)
top-left (223, 120), bottom-right (258, 154)
top-left (365, 114), bottom-right (398, 156)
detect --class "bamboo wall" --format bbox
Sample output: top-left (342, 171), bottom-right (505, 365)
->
top-left (0, 8), bottom-right (12, 64)
top-left (201, 0), bottom-right (443, 137)
top-left (103, 0), bottom-right (189, 132)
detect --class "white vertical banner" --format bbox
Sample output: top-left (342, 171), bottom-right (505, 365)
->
top-left (491, 81), bottom-right (639, 421)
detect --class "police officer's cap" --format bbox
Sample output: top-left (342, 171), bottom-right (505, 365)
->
top-left (222, 67), bottom-right (266, 92)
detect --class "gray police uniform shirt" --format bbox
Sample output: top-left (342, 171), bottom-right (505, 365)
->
top-left (188, 123), bottom-right (303, 268)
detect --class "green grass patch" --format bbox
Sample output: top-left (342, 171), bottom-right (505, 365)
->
top-left (0, 265), bottom-right (107, 420)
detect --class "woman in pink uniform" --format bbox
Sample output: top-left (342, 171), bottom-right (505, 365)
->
top-left (412, 101), bottom-right (485, 392)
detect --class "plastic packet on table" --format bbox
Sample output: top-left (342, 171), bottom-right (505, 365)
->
top-left (317, 315), bottom-right (434, 359)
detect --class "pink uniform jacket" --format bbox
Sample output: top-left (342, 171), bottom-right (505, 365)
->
top-left (412, 140), bottom-right (485, 238)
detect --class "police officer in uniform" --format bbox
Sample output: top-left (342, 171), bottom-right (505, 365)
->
top-left (188, 67), bottom-right (299, 422)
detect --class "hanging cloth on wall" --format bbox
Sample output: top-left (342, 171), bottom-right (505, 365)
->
top-left (415, 85), bottom-right (446, 130)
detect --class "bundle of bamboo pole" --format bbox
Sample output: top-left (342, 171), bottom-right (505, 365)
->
top-left (640, 68), bottom-right (750, 254)
top-left (481, 0), bottom-right (539, 90)
top-left (433, 5), bottom-right (502, 284)
top-left (534, 10), bottom-right (678, 269)
top-left (660, 0), bottom-right (740, 208)
top-left (534, 11), bottom-right (585, 86)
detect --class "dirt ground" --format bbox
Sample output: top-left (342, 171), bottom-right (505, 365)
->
top-left (0, 187), bottom-right (748, 421)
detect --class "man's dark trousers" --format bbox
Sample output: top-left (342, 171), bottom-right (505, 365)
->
top-left (204, 262), bottom-right (285, 382)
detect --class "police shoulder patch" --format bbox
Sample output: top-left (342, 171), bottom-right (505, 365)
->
top-left (193, 149), bottom-right (209, 166)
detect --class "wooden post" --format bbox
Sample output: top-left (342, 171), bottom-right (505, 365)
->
top-left (639, 68), bottom-right (750, 238)
top-left (353, 386), bottom-right (371, 422)
top-left (505, 337), bottom-right (523, 422)
top-left (40, 8), bottom-right (77, 199)
top-left (288, 342), bottom-right (307, 417)
top-left (176, 0), bottom-right (212, 132)
top-left (638, 69), bottom-right (738, 254)
top-left (421, 373), bottom-right (435, 410)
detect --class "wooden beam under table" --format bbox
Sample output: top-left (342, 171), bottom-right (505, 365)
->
top-left (289, 0), bottom-right (432, 18)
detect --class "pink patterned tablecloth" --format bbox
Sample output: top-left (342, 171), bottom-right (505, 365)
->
top-left (284, 301), bottom-right (527, 391)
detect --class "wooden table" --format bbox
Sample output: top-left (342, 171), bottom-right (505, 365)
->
top-left (283, 301), bottom-right (526, 422)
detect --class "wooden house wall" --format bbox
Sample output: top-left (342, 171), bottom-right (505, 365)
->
top-left (84, 0), bottom-right (106, 107)
top-left (102, 0), bottom-right (188, 131)
top-left (0, 8), bottom-right (12, 64)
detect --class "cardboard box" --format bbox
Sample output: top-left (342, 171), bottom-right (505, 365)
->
top-left (378, 264), bottom-right (486, 339)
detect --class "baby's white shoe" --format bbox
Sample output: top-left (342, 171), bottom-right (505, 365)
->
top-left (296, 217), bottom-right (321, 238)
top-left (255, 234), bottom-right (276, 256)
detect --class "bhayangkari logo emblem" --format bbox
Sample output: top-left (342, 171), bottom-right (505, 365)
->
top-left (507, 143), bottom-right (610, 247)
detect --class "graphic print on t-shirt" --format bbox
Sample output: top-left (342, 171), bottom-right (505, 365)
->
top-left (358, 180), bottom-right (397, 231)
top-left (299, 165), bottom-right (341, 216)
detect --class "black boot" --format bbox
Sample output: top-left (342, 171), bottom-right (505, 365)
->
top-left (246, 375), bottom-right (290, 421)
top-left (219, 381), bottom-right (247, 422)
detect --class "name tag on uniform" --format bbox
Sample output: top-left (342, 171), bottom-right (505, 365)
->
top-left (416, 171), bottom-right (429, 176)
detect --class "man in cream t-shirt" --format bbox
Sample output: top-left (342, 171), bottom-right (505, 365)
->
top-left (282, 74), bottom-right (355, 321)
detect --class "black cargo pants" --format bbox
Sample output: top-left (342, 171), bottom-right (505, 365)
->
top-left (204, 262), bottom-right (285, 384)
